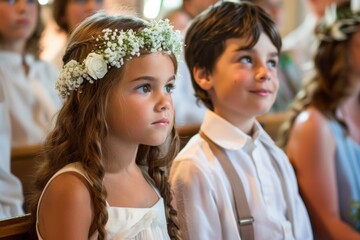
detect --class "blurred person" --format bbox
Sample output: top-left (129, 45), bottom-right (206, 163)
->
top-left (0, 0), bottom-right (61, 147)
top-left (165, 0), bottom-right (218, 32)
top-left (280, 1), bottom-right (360, 238)
top-left (0, 82), bottom-right (23, 219)
top-left (41, 0), bottom-right (104, 68)
top-left (166, 0), bottom-right (217, 141)
top-left (283, 0), bottom-right (344, 79)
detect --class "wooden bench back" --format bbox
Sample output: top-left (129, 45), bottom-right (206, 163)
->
top-left (0, 214), bottom-right (31, 240)
top-left (11, 144), bottom-right (43, 211)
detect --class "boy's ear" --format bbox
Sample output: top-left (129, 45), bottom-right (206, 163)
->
top-left (193, 67), bottom-right (213, 90)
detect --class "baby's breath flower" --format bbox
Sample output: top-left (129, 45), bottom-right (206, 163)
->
top-left (56, 19), bottom-right (183, 98)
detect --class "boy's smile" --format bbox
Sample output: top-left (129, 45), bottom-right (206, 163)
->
top-left (196, 32), bottom-right (279, 131)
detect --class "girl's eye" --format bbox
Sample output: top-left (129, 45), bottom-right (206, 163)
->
top-left (136, 84), bottom-right (151, 94)
top-left (239, 56), bottom-right (252, 64)
top-left (165, 83), bottom-right (175, 94)
top-left (267, 59), bottom-right (277, 68)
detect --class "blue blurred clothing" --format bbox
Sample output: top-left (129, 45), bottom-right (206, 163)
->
top-left (329, 120), bottom-right (360, 231)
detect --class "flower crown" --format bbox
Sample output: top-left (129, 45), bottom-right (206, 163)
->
top-left (56, 19), bottom-right (183, 98)
top-left (316, 0), bottom-right (360, 42)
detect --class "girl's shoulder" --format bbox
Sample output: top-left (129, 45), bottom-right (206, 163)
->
top-left (287, 107), bottom-right (335, 160)
top-left (42, 169), bottom-right (92, 208)
top-left (293, 107), bottom-right (330, 135)
top-left (37, 163), bottom-right (93, 239)
top-left (40, 163), bottom-right (93, 211)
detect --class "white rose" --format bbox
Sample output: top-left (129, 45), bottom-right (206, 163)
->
top-left (84, 53), bottom-right (107, 80)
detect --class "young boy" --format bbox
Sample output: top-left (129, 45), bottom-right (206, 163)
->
top-left (169, 2), bottom-right (313, 239)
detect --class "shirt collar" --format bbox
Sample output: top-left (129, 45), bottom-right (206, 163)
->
top-left (0, 51), bottom-right (34, 66)
top-left (201, 110), bottom-right (273, 150)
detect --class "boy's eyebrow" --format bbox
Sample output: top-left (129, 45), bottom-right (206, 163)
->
top-left (233, 47), bottom-right (279, 57)
top-left (131, 75), bottom-right (176, 82)
top-left (269, 52), bottom-right (280, 57)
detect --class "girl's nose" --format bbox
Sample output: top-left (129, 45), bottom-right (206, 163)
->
top-left (156, 93), bottom-right (171, 112)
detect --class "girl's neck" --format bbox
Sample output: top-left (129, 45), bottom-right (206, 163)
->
top-left (0, 39), bottom-right (26, 55)
top-left (102, 138), bottom-right (139, 173)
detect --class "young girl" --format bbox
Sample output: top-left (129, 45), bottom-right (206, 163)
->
top-left (0, 0), bottom-right (61, 147)
top-left (280, 1), bottom-right (360, 238)
top-left (29, 13), bottom-right (182, 240)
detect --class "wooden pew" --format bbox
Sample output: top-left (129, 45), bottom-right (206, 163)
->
top-left (11, 144), bottom-right (43, 211)
top-left (257, 112), bottom-right (290, 142)
top-left (0, 214), bottom-right (31, 240)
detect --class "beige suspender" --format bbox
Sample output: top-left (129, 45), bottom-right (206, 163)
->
top-left (200, 131), bottom-right (296, 239)
top-left (200, 132), bottom-right (255, 240)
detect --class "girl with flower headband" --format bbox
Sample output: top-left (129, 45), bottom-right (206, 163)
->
top-left (29, 13), bottom-right (183, 240)
top-left (280, 0), bottom-right (360, 238)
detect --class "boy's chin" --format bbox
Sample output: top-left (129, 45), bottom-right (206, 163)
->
top-left (254, 104), bottom-right (273, 116)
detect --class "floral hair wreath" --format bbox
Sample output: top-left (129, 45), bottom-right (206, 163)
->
top-left (316, 0), bottom-right (360, 42)
top-left (56, 19), bottom-right (183, 98)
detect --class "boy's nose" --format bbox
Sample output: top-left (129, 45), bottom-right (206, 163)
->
top-left (255, 65), bottom-right (271, 82)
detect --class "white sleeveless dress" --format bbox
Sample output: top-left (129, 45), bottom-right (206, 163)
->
top-left (36, 162), bottom-right (171, 240)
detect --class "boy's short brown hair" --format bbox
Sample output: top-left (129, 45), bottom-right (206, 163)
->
top-left (184, 1), bottom-right (282, 110)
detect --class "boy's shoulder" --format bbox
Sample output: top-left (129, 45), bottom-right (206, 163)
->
top-left (174, 134), bottom-right (208, 163)
top-left (171, 133), bottom-right (224, 175)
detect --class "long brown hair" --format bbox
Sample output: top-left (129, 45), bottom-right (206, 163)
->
top-left (278, 0), bottom-right (357, 149)
top-left (29, 13), bottom-right (181, 240)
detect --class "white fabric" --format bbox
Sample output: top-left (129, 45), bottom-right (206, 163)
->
top-left (0, 82), bottom-right (24, 219)
top-left (282, 13), bottom-right (318, 80)
top-left (0, 51), bottom-right (61, 147)
top-left (36, 162), bottom-right (170, 240)
top-left (170, 110), bottom-right (313, 240)
top-left (172, 54), bottom-right (206, 126)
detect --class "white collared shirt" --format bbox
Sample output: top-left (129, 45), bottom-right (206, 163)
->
top-left (0, 51), bottom-right (61, 147)
top-left (170, 110), bottom-right (313, 240)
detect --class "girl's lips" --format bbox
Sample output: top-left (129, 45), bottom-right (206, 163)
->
top-left (16, 18), bottom-right (30, 26)
top-left (152, 118), bottom-right (170, 126)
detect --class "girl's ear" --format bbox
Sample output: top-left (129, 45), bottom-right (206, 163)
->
top-left (193, 67), bottom-right (213, 90)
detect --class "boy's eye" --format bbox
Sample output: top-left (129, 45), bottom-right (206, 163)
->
top-left (165, 83), bottom-right (175, 94)
top-left (239, 56), bottom-right (252, 64)
top-left (267, 59), bottom-right (277, 68)
top-left (136, 84), bottom-right (151, 94)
